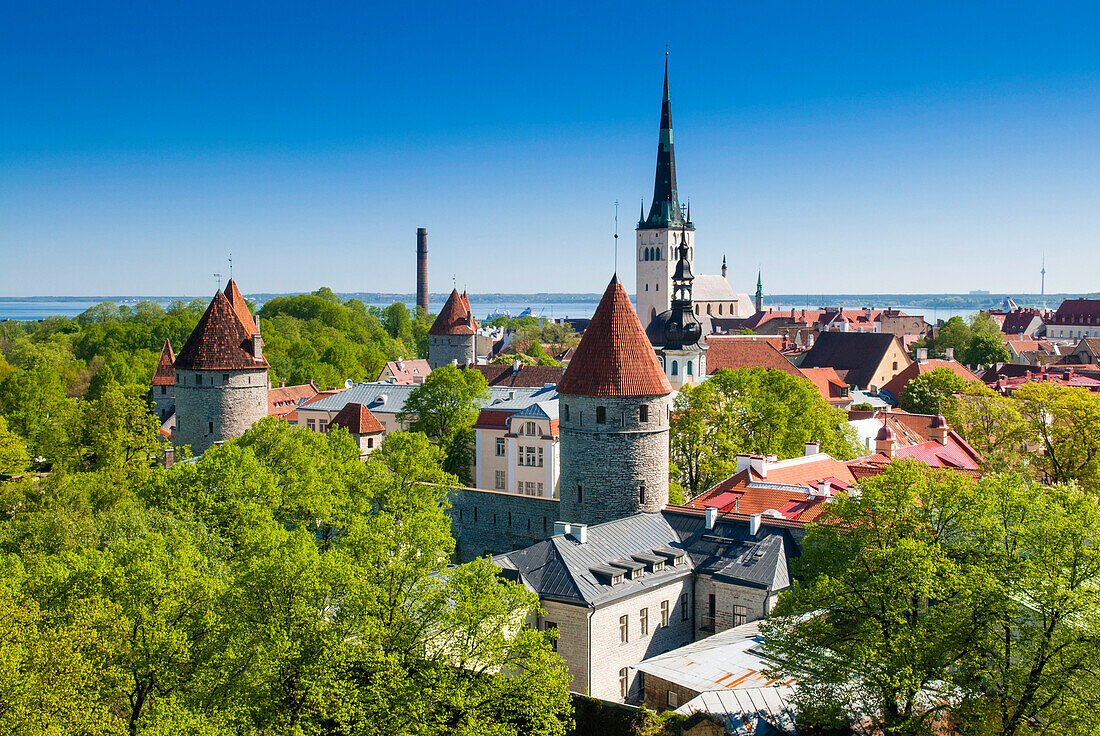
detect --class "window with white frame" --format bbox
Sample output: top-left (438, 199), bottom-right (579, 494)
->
top-left (496, 437), bottom-right (505, 456)
top-left (495, 470), bottom-right (505, 490)
top-left (525, 421), bottom-right (536, 436)
top-left (733, 604), bottom-right (748, 626)
top-left (537, 446), bottom-right (544, 467)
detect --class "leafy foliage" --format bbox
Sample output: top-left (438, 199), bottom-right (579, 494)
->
top-left (898, 367), bottom-right (973, 414)
top-left (399, 365), bottom-right (490, 485)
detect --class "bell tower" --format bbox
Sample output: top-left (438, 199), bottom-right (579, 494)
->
top-left (636, 56), bottom-right (694, 330)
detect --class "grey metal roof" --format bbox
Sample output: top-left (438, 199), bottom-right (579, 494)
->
top-left (674, 687), bottom-right (797, 735)
top-left (298, 381), bottom-right (557, 416)
top-left (495, 509), bottom-right (797, 606)
top-left (511, 399), bottom-right (558, 420)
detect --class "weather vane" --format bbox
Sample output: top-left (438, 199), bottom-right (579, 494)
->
top-left (614, 200), bottom-right (620, 275)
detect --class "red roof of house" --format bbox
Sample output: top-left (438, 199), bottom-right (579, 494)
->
top-left (704, 338), bottom-right (802, 376)
top-left (1051, 299), bottom-right (1100, 323)
top-left (558, 277), bottom-right (671, 397)
top-left (429, 289), bottom-right (478, 336)
top-left (986, 365), bottom-right (1100, 394)
top-left (463, 363), bottom-right (564, 387)
top-left (330, 402), bottom-right (385, 435)
top-left (879, 359), bottom-right (980, 402)
top-left (174, 290), bottom-right (270, 371)
top-left (268, 382), bottom-right (320, 417)
top-left (379, 358), bottom-right (431, 384)
top-left (224, 278), bottom-right (258, 335)
top-left (152, 339), bottom-right (176, 386)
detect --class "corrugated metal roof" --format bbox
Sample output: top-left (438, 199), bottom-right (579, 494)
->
top-left (299, 381), bottom-right (556, 416)
top-left (674, 687), bottom-right (797, 735)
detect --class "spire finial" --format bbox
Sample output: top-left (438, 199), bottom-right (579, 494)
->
top-left (228, 252), bottom-right (233, 279)
top-left (613, 200), bottom-right (620, 276)
top-left (214, 272), bottom-right (221, 292)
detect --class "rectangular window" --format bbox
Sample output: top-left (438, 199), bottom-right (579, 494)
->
top-left (619, 615), bottom-right (628, 643)
top-left (307, 419), bottom-right (316, 431)
top-left (545, 621), bottom-right (558, 652)
top-left (196, 374), bottom-right (202, 385)
top-left (733, 604), bottom-right (747, 627)
top-left (496, 438), bottom-right (505, 456)
top-left (537, 482), bottom-right (543, 496)
top-left (667, 690), bottom-right (678, 708)
top-left (640, 608), bottom-right (648, 636)
top-left (526, 446), bottom-right (536, 466)
top-left (680, 593), bottom-right (689, 621)
top-left (495, 470), bottom-right (505, 490)
top-left (537, 446), bottom-right (544, 467)
top-left (660, 600), bottom-right (669, 627)
top-left (367, 437), bottom-right (374, 448)
top-left (577, 485), bottom-right (582, 503)
top-left (619, 668), bottom-right (628, 699)
top-left (319, 421), bottom-right (328, 433)
top-left (639, 404), bottom-right (649, 422)
top-left (160, 385), bottom-right (167, 395)
top-left (526, 421), bottom-right (536, 436)
top-left (708, 594), bottom-right (716, 618)
top-left (596, 406), bottom-right (606, 424)
top-left (222, 373), bottom-right (229, 383)
top-left (526, 481), bottom-right (536, 496)
top-left (208, 421), bottom-right (213, 434)
top-left (563, 405), bottom-right (569, 421)
top-left (517, 481), bottom-right (522, 493)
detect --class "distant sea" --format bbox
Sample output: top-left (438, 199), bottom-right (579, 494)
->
top-left (0, 297), bottom-right (981, 324)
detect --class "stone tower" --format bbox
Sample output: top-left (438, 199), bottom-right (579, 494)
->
top-left (636, 57), bottom-right (694, 329)
top-left (150, 338), bottom-right (176, 423)
top-left (660, 230), bottom-right (706, 389)
top-left (427, 288), bottom-right (478, 368)
top-left (173, 281), bottom-right (269, 455)
top-left (557, 276), bottom-right (673, 527)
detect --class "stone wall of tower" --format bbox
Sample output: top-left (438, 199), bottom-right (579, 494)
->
top-left (447, 487), bottom-right (561, 562)
top-left (151, 385), bottom-right (176, 423)
top-left (557, 393), bottom-right (671, 526)
top-left (428, 334), bottom-right (476, 369)
top-left (636, 228), bottom-right (694, 327)
top-left (173, 368), bottom-right (269, 455)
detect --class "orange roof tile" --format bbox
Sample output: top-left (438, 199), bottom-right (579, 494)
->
top-left (880, 359), bottom-right (979, 402)
top-left (429, 289), bottom-right (478, 336)
top-left (704, 338), bottom-right (802, 376)
top-left (558, 276), bottom-right (672, 397)
top-left (268, 382), bottom-right (320, 417)
top-left (330, 402), bottom-right (385, 435)
top-left (174, 291), bottom-right (270, 371)
top-left (224, 278), bottom-right (258, 335)
top-left (152, 339), bottom-right (176, 386)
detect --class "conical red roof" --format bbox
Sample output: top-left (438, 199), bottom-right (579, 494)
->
top-left (558, 277), bottom-right (672, 397)
top-left (330, 402), bottom-right (385, 435)
top-left (175, 291), bottom-right (270, 371)
top-left (152, 339), bottom-right (176, 386)
top-left (429, 288), bottom-right (478, 336)
top-left (224, 278), bottom-right (258, 334)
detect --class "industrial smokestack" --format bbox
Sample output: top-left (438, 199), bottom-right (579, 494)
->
top-left (416, 228), bottom-right (428, 316)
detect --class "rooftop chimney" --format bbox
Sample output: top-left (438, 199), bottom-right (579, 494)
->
top-left (749, 513), bottom-right (762, 536)
top-left (818, 480), bottom-right (832, 498)
top-left (705, 507), bottom-right (717, 530)
top-left (917, 347), bottom-right (928, 363)
top-left (749, 455), bottom-right (768, 478)
top-left (416, 228), bottom-right (428, 315)
top-left (945, 347), bottom-right (955, 360)
top-left (804, 441), bottom-right (820, 456)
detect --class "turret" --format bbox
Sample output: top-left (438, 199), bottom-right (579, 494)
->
top-left (427, 288), bottom-right (478, 368)
top-left (557, 276), bottom-right (673, 527)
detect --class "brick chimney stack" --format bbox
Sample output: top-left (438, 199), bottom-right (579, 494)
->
top-left (416, 228), bottom-right (428, 316)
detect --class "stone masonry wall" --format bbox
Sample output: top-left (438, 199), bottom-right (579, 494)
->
top-left (151, 384), bottom-right (175, 423)
top-left (428, 334), bottom-right (476, 369)
top-left (693, 577), bottom-right (770, 639)
top-left (558, 394), bottom-right (671, 527)
top-left (447, 487), bottom-right (560, 562)
top-left (174, 368), bottom-right (269, 455)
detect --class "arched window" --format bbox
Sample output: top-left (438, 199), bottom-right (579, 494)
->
top-left (687, 361), bottom-right (693, 376)
top-left (655, 248), bottom-right (661, 260)
top-left (695, 305), bottom-right (699, 314)
top-left (706, 304), bottom-right (712, 315)
top-left (718, 304), bottom-right (723, 315)
top-left (671, 360), bottom-right (678, 376)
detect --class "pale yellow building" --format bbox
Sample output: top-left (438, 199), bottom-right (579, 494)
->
top-left (474, 399), bottom-right (560, 499)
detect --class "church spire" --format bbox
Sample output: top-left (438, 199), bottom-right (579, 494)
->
top-left (640, 56), bottom-right (685, 230)
top-left (755, 270), bottom-right (764, 313)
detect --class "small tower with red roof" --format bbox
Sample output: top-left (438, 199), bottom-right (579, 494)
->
top-left (557, 275), bottom-right (674, 526)
top-left (151, 338), bottom-right (176, 423)
top-left (427, 288), bottom-right (478, 368)
top-left (172, 281), bottom-right (269, 455)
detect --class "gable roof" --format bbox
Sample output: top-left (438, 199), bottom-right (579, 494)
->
top-left (798, 367), bottom-right (850, 404)
top-left (429, 289), bottom-right (478, 336)
top-left (378, 358), bottom-right (431, 384)
top-left (558, 277), bottom-right (671, 397)
top-left (463, 363), bottom-right (564, 388)
top-left (152, 339), bottom-right (176, 386)
top-left (329, 402), bottom-right (385, 435)
top-left (704, 338), bottom-right (802, 377)
top-left (223, 278), bottom-right (258, 334)
top-left (268, 382), bottom-right (320, 417)
top-left (800, 332), bottom-right (903, 389)
top-left (174, 290), bottom-right (269, 371)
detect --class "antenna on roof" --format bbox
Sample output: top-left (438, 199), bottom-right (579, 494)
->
top-left (613, 200), bottom-right (619, 276)
top-left (213, 272), bottom-right (221, 292)
top-left (228, 252), bottom-right (233, 279)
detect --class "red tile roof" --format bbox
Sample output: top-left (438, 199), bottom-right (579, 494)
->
top-left (1051, 299), bottom-right (1100, 324)
top-left (879, 359), bottom-right (980, 403)
top-left (379, 358), bottom-right (431, 384)
top-left (558, 277), bottom-right (672, 397)
top-left (174, 290), bottom-right (270, 371)
top-left (797, 367), bottom-right (850, 404)
top-left (224, 278), bottom-right (258, 335)
top-left (152, 339), bottom-right (176, 386)
top-left (463, 363), bottom-right (564, 387)
top-left (330, 402), bottom-right (385, 435)
top-left (268, 382), bottom-right (320, 417)
top-left (704, 337), bottom-right (802, 376)
top-left (429, 289), bottom-right (478, 336)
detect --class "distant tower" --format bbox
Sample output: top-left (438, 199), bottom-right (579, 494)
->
top-left (416, 228), bottom-right (429, 316)
top-left (755, 270), bottom-right (764, 314)
top-left (636, 57), bottom-right (694, 330)
top-left (558, 276), bottom-right (673, 527)
top-left (721, 254), bottom-right (727, 278)
top-left (427, 288), bottom-right (477, 368)
top-left (173, 281), bottom-right (269, 455)
top-left (660, 231), bottom-right (706, 389)
top-left (1041, 255), bottom-right (1046, 307)
top-left (150, 339), bottom-right (176, 423)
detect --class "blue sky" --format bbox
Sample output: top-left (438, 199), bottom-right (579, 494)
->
top-left (3, 1), bottom-right (1100, 297)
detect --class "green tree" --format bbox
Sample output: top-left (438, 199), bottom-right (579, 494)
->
top-left (0, 416), bottom-right (30, 475)
top-left (941, 383), bottom-right (1026, 473)
top-left (399, 366), bottom-right (489, 485)
top-left (898, 367), bottom-right (973, 414)
top-left (963, 332), bottom-right (1010, 368)
top-left (1014, 382), bottom-right (1100, 493)
top-left (933, 316), bottom-right (971, 359)
top-left (670, 368), bottom-right (860, 499)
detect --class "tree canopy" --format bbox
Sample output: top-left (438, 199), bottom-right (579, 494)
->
top-left (399, 366), bottom-right (490, 485)
top-left (898, 367), bottom-right (973, 414)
